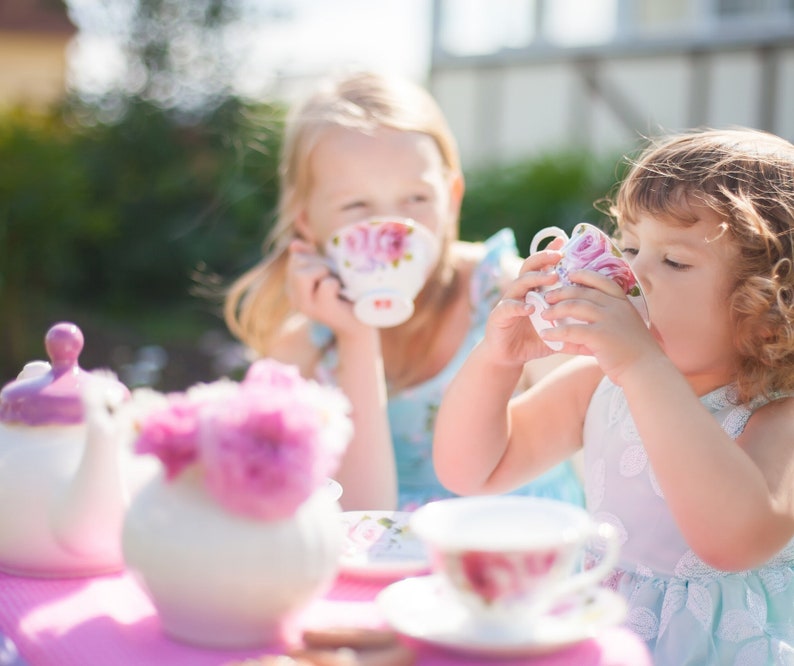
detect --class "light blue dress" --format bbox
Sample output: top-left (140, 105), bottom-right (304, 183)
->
top-left (312, 228), bottom-right (584, 510)
top-left (583, 376), bottom-right (794, 665)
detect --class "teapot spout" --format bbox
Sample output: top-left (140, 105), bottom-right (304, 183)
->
top-left (52, 373), bottom-right (129, 564)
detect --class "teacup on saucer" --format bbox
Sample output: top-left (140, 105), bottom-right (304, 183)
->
top-left (525, 222), bottom-right (650, 351)
top-left (377, 574), bottom-right (627, 657)
top-left (409, 496), bottom-right (620, 629)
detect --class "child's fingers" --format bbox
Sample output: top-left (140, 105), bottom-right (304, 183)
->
top-left (563, 269), bottom-right (628, 299)
top-left (518, 249), bottom-right (562, 274)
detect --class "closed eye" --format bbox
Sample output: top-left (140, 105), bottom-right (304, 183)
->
top-left (664, 258), bottom-right (690, 270)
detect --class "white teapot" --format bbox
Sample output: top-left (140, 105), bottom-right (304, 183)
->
top-left (0, 322), bottom-right (156, 577)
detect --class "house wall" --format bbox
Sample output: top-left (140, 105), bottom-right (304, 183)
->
top-left (428, 19), bottom-right (794, 166)
top-left (0, 33), bottom-right (72, 107)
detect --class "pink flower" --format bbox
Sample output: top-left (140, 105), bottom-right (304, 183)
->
top-left (372, 221), bottom-right (410, 264)
top-left (334, 220), bottom-right (413, 272)
top-left (341, 224), bottom-right (378, 272)
top-left (344, 517), bottom-right (383, 554)
top-left (585, 253), bottom-right (639, 296)
top-left (243, 357), bottom-right (302, 389)
top-left (134, 394), bottom-right (202, 480)
top-left (458, 549), bottom-right (559, 605)
top-left (200, 390), bottom-right (324, 520)
top-left (461, 551), bottom-right (521, 604)
top-left (131, 359), bottom-right (352, 521)
top-left (565, 226), bottom-right (612, 270)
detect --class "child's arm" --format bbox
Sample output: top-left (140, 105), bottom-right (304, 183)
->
top-left (277, 240), bottom-right (398, 510)
top-left (434, 249), bottom-right (601, 496)
top-left (434, 348), bottom-right (599, 495)
top-left (543, 268), bottom-right (794, 570)
top-left (331, 328), bottom-right (398, 510)
top-left (620, 358), bottom-right (794, 571)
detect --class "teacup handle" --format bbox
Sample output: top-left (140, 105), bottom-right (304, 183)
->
top-left (529, 226), bottom-right (569, 255)
top-left (528, 522), bottom-right (620, 618)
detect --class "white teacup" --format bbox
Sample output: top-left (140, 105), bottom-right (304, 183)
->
top-left (525, 222), bottom-right (650, 351)
top-left (325, 217), bottom-right (440, 328)
top-left (409, 496), bottom-right (619, 630)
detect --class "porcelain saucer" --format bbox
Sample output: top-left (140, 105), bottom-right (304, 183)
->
top-left (338, 511), bottom-right (430, 580)
top-left (376, 575), bottom-right (627, 658)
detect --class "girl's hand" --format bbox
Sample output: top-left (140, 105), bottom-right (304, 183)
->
top-left (481, 249), bottom-right (565, 367)
top-left (540, 269), bottom-right (664, 383)
top-left (286, 239), bottom-right (369, 337)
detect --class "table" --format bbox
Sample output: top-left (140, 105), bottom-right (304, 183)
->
top-left (0, 570), bottom-right (652, 666)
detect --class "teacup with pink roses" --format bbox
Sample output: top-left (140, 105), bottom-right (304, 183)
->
top-left (409, 496), bottom-right (621, 633)
top-left (325, 217), bottom-right (440, 328)
top-left (525, 222), bottom-right (650, 351)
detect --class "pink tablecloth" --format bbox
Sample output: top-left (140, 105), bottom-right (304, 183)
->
top-left (0, 570), bottom-right (652, 666)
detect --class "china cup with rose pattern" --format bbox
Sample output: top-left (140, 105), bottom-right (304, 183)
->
top-left (409, 496), bottom-right (620, 633)
top-left (324, 217), bottom-right (440, 328)
top-left (525, 223), bottom-right (650, 351)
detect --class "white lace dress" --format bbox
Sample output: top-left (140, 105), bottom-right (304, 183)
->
top-left (583, 377), bottom-right (794, 665)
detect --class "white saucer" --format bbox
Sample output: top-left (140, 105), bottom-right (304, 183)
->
top-left (376, 575), bottom-right (627, 658)
top-left (338, 511), bottom-right (430, 579)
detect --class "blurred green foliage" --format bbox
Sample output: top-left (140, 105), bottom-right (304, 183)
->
top-left (0, 97), bottom-right (284, 383)
top-left (0, 97), bottom-right (624, 388)
top-left (461, 151), bottom-right (622, 254)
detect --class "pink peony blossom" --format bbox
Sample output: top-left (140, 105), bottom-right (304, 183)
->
top-left (131, 359), bottom-right (352, 521)
top-left (200, 391), bottom-right (325, 520)
top-left (134, 394), bottom-right (202, 480)
top-left (243, 357), bottom-right (303, 389)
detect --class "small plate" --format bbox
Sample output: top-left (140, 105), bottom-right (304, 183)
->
top-left (376, 575), bottom-right (627, 658)
top-left (338, 511), bottom-right (430, 579)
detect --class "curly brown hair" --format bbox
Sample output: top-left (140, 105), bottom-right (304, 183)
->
top-left (607, 128), bottom-right (794, 402)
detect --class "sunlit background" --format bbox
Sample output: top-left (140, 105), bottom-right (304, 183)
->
top-left (2, 0), bottom-right (794, 389)
top-left (66, 0), bottom-right (433, 103)
top-left (63, 0), bottom-right (794, 161)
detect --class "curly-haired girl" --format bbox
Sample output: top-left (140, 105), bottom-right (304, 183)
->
top-left (435, 127), bottom-right (794, 663)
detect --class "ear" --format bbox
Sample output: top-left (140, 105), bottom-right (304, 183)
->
top-left (294, 208), bottom-right (317, 244)
top-left (449, 171), bottom-right (465, 218)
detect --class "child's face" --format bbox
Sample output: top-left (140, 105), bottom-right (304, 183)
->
top-left (619, 207), bottom-right (741, 391)
top-left (295, 126), bottom-right (462, 247)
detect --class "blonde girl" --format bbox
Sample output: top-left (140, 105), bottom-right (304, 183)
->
top-left (225, 70), bottom-right (583, 511)
top-left (434, 128), bottom-right (794, 663)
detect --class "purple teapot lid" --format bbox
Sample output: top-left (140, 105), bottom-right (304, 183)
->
top-left (0, 322), bottom-right (128, 426)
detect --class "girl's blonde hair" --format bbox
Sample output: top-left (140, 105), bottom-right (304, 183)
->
top-left (224, 71), bottom-right (463, 379)
top-left (609, 127), bottom-right (794, 402)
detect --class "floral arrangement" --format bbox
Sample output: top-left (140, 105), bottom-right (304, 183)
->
top-left (129, 359), bottom-right (352, 521)
top-left (332, 219), bottom-right (414, 272)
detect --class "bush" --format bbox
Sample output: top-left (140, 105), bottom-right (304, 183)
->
top-left (460, 150), bottom-right (621, 253)
top-left (0, 98), bottom-right (284, 385)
